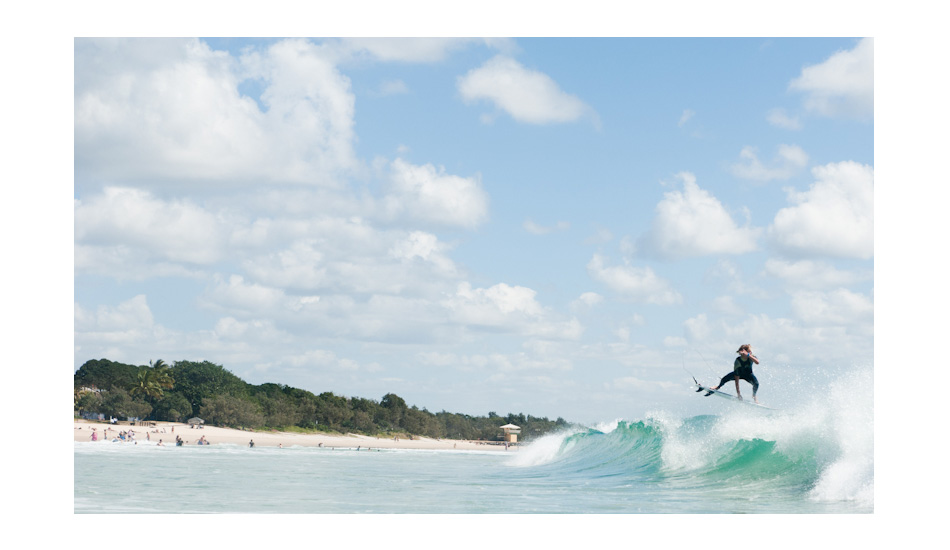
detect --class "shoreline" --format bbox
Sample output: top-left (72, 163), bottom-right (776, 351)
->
top-left (73, 419), bottom-right (516, 451)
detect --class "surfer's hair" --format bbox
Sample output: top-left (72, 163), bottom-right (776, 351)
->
top-left (736, 344), bottom-right (752, 353)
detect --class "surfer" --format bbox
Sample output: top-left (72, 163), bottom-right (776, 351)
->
top-left (706, 344), bottom-right (760, 403)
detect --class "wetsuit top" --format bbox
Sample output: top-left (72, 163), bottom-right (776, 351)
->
top-left (733, 355), bottom-right (754, 376)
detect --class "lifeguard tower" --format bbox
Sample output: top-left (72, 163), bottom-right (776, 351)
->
top-left (500, 423), bottom-right (521, 444)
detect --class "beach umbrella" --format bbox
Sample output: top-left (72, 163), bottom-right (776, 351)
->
top-left (187, 417), bottom-right (204, 425)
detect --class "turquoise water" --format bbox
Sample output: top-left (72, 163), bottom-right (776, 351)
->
top-left (74, 373), bottom-right (872, 514)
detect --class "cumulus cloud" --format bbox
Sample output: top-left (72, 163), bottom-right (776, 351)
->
top-left (75, 294), bottom-right (155, 332)
top-left (587, 254), bottom-right (682, 305)
top-left (523, 219), bottom-right (570, 235)
top-left (790, 289), bottom-right (874, 327)
top-left (383, 159), bottom-right (489, 228)
top-left (683, 309), bottom-right (872, 368)
top-left (571, 292), bottom-right (604, 311)
top-left (769, 161), bottom-right (874, 259)
top-left (337, 38), bottom-right (513, 63)
top-left (75, 187), bottom-right (227, 268)
top-left (678, 109), bottom-right (695, 127)
top-left (706, 259), bottom-right (769, 299)
top-left (639, 172), bottom-right (761, 259)
top-left (237, 224), bottom-right (459, 298)
top-left (74, 295), bottom-right (176, 365)
top-left (763, 259), bottom-right (872, 290)
top-left (75, 38), bottom-right (357, 188)
top-left (202, 275), bottom-right (290, 316)
top-left (730, 144), bottom-right (809, 182)
top-left (789, 38), bottom-right (873, 120)
top-left (374, 79), bottom-right (409, 96)
top-left (767, 108), bottom-right (802, 130)
top-left (457, 55), bottom-right (595, 125)
top-left (443, 282), bottom-right (583, 339)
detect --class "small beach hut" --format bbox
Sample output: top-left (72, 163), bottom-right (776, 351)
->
top-left (500, 423), bottom-right (521, 443)
top-left (187, 417), bottom-right (204, 426)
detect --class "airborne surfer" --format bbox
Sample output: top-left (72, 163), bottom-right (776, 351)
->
top-left (705, 344), bottom-right (761, 404)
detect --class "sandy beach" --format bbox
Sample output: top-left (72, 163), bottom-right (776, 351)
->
top-left (74, 419), bottom-right (514, 451)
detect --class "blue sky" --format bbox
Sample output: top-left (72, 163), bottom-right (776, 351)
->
top-left (73, 37), bottom-right (874, 423)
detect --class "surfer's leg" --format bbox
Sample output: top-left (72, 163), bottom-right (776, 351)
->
top-left (744, 373), bottom-right (760, 402)
top-left (707, 373), bottom-right (733, 395)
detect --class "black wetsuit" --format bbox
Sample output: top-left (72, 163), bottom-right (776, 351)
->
top-left (714, 356), bottom-right (759, 396)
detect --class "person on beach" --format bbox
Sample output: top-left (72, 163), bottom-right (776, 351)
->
top-left (706, 344), bottom-right (761, 403)
top-left (249, 439), bottom-right (254, 448)
top-left (90, 429), bottom-right (98, 441)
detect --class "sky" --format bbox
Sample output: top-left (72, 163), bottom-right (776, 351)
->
top-left (72, 36), bottom-right (875, 423)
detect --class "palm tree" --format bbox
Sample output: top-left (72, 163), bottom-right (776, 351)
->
top-left (149, 359), bottom-right (175, 392)
top-left (130, 368), bottom-right (164, 400)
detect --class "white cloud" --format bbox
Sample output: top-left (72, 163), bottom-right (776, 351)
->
top-left (587, 254), bottom-right (682, 305)
top-left (790, 289), bottom-right (874, 327)
top-left (789, 38), bottom-right (873, 120)
top-left (443, 282), bottom-right (583, 339)
top-left (75, 187), bottom-right (227, 268)
top-left (767, 108), bottom-right (802, 130)
top-left (769, 161), bottom-right (874, 259)
top-left (375, 79), bottom-right (409, 96)
top-left (571, 292), bottom-right (604, 310)
top-left (75, 38), bottom-right (357, 188)
top-left (683, 310), bottom-right (872, 368)
top-left (203, 275), bottom-right (289, 316)
top-left (640, 172), bottom-right (760, 258)
top-left (523, 219), bottom-right (570, 235)
top-left (75, 294), bottom-right (154, 332)
top-left (447, 282), bottom-right (543, 320)
top-left (730, 144), bottom-right (809, 182)
top-left (74, 295), bottom-right (181, 366)
top-left (238, 224), bottom-right (459, 298)
top-left (763, 259), bottom-right (872, 290)
top-left (457, 55), bottom-right (595, 125)
top-left (383, 158), bottom-right (489, 228)
top-left (678, 109), bottom-right (695, 127)
top-left (337, 38), bottom-right (512, 63)
top-left (706, 259), bottom-right (769, 299)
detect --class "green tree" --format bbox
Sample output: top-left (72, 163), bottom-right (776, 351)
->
top-left (200, 394), bottom-right (264, 428)
top-left (314, 392), bottom-right (351, 430)
top-left (99, 387), bottom-right (152, 420)
top-left (74, 359), bottom-right (139, 391)
top-left (379, 393), bottom-right (408, 430)
top-left (259, 394), bottom-right (300, 428)
top-left (149, 359), bottom-right (175, 392)
top-left (170, 360), bottom-right (248, 415)
top-left (75, 390), bottom-right (102, 417)
top-left (130, 368), bottom-right (164, 400)
top-left (151, 392), bottom-right (192, 422)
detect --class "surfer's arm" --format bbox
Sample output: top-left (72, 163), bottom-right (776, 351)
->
top-left (749, 354), bottom-right (759, 364)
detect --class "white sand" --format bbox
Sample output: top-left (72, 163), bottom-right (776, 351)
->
top-left (73, 419), bottom-right (514, 451)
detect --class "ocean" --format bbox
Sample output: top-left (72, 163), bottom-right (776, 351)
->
top-left (74, 370), bottom-right (872, 514)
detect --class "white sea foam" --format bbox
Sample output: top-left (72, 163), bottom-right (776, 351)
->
top-left (506, 428), bottom-right (580, 467)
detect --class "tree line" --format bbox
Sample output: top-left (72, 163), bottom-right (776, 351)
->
top-left (74, 358), bottom-right (571, 441)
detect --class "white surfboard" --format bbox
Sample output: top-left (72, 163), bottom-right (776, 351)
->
top-left (692, 382), bottom-right (776, 410)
